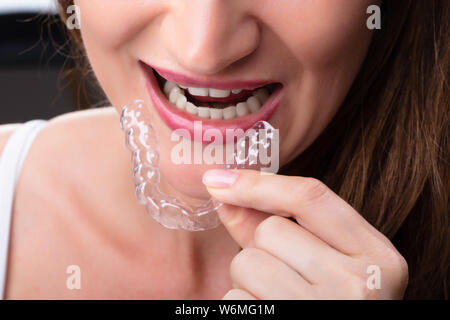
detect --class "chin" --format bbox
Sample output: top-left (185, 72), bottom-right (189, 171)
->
top-left (159, 160), bottom-right (222, 200)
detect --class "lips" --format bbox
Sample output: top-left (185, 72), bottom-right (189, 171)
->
top-left (140, 61), bottom-right (283, 142)
top-left (150, 64), bottom-right (276, 90)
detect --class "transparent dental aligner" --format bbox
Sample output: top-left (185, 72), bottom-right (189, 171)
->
top-left (120, 99), bottom-right (278, 231)
top-left (224, 121), bottom-right (279, 174)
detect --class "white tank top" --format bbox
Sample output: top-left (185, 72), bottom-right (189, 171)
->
top-left (0, 120), bottom-right (48, 299)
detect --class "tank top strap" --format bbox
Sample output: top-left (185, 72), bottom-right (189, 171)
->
top-left (0, 119), bottom-right (48, 299)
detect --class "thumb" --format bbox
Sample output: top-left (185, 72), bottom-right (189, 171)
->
top-left (203, 169), bottom-right (271, 248)
top-left (216, 204), bottom-right (271, 249)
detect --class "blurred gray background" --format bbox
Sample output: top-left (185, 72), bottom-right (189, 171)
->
top-left (0, 0), bottom-right (102, 124)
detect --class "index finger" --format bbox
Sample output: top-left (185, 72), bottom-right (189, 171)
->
top-left (203, 169), bottom-right (392, 256)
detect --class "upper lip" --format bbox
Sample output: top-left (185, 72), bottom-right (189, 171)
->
top-left (140, 61), bottom-right (277, 91)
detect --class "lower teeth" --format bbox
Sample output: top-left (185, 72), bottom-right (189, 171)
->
top-left (163, 80), bottom-right (271, 120)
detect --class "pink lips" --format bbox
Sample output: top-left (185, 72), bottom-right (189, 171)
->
top-left (151, 65), bottom-right (275, 91)
top-left (141, 62), bottom-right (283, 143)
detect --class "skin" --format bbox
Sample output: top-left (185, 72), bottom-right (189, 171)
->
top-left (1, 0), bottom-right (408, 299)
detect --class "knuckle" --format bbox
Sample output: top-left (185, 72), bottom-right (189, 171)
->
top-left (378, 246), bottom-right (408, 272)
top-left (254, 215), bottom-right (286, 248)
top-left (391, 252), bottom-right (408, 274)
top-left (294, 177), bottom-right (329, 204)
top-left (385, 250), bottom-right (409, 286)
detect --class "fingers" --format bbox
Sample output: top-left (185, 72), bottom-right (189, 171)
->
top-left (217, 204), bottom-right (272, 248)
top-left (253, 215), bottom-right (356, 285)
top-left (222, 289), bottom-right (257, 300)
top-left (203, 169), bottom-right (388, 256)
top-left (226, 218), bottom-right (408, 300)
top-left (204, 170), bottom-right (408, 300)
top-left (229, 247), bottom-right (314, 300)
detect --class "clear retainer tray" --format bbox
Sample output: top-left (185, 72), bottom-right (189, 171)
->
top-left (120, 100), bottom-right (278, 231)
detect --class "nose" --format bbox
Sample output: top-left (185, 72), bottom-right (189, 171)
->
top-left (162, 0), bottom-right (260, 75)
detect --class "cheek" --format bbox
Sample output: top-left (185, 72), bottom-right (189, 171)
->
top-left (75, 0), bottom-right (162, 48)
top-left (263, 0), bottom-right (377, 162)
top-left (263, 0), bottom-right (374, 69)
top-left (74, 1), bottom-right (163, 108)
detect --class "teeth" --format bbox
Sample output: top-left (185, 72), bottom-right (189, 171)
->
top-left (197, 107), bottom-right (211, 119)
top-left (169, 87), bottom-right (182, 104)
top-left (246, 96), bottom-right (261, 113)
top-left (223, 106), bottom-right (237, 120)
top-left (188, 87), bottom-right (209, 96)
top-left (254, 88), bottom-right (270, 104)
top-left (210, 108), bottom-right (223, 120)
top-left (175, 95), bottom-right (187, 110)
top-left (236, 102), bottom-right (250, 117)
top-left (209, 88), bottom-right (231, 98)
top-left (164, 81), bottom-right (178, 96)
top-left (162, 80), bottom-right (271, 120)
top-left (186, 102), bottom-right (198, 115)
top-left (177, 84), bottom-right (247, 98)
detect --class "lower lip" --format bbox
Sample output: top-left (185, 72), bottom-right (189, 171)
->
top-left (142, 65), bottom-right (283, 143)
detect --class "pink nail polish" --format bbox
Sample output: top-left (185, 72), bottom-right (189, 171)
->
top-left (202, 169), bottom-right (239, 188)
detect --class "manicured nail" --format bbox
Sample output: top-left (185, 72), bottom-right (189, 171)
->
top-left (202, 169), bottom-right (239, 188)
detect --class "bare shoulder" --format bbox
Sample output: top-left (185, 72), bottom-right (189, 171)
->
top-left (1, 107), bottom-right (125, 200)
top-left (0, 107), bottom-right (120, 157)
top-left (3, 107), bottom-right (128, 298)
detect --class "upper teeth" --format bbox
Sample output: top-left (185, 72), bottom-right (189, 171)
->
top-left (166, 82), bottom-right (245, 99)
top-left (163, 80), bottom-right (269, 120)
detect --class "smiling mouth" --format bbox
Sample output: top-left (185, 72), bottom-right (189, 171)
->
top-left (154, 70), bottom-right (279, 120)
top-left (140, 61), bottom-right (283, 139)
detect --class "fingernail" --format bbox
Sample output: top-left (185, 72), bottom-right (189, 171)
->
top-left (202, 169), bottom-right (239, 188)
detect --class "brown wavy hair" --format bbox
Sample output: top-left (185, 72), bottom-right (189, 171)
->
top-left (56, 0), bottom-right (449, 299)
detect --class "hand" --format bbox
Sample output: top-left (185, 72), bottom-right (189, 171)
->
top-left (202, 169), bottom-right (409, 300)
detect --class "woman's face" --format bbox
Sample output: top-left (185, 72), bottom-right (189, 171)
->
top-left (74, 0), bottom-right (377, 199)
